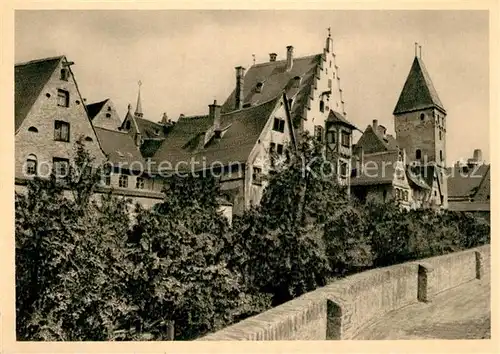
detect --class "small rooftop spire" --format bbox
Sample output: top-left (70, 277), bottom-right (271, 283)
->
top-left (325, 27), bottom-right (333, 52)
top-left (135, 80), bottom-right (143, 118)
top-left (328, 26), bottom-right (331, 37)
top-left (252, 54), bottom-right (256, 66)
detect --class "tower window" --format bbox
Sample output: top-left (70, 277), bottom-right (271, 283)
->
top-left (319, 100), bottom-right (325, 113)
top-left (420, 113), bottom-right (425, 121)
top-left (328, 79), bottom-right (332, 89)
top-left (440, 150), bottom-right (443, 161)
top-left (439, 131), bottom-right (442, 140)
top-left (416, 149), bottom-right (422, 160)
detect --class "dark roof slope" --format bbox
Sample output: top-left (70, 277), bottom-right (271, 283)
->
top-left (153, 97), bottom-right (281, 170)
top-left (447, 164), bottom-right (490, 199)
top-left (140, 138), bottom-right (165, 158)
top-left (86, 99), bottom-right (109, 120)
top-left (351, 150), bottom-right (401, 186)
top-left (94, 127), bottom-right (146, 169)
top-left (327, 110), bottom-right (358, 130)
top-left (15, 56), bottom-right (63, 132)
top-left (393, 57), bottom-right (445, 115)
top-left (222, 54), bottom-right (322, 126)
top-left (135, 116), bottom-right (169, 139)
top-left (355, 125), bottom-right (399, 154)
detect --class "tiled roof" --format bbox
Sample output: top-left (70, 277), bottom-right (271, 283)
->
top-left (86, 99), bottom-right (109, 120)
top-left (393, 57), bottom-right (445, 115)
top-left (135, 116), bottom-right (170, 139)
top-left (15, 56), bottom-right (63, 132)
top-left (153, 96), bottom-right (282, 171)
top-left (351, 150), bottom-right (401, 186)
top-left (355, 125), bottom-right (399, 154)
top-left (94, 127), bottom-right (146, 170)
top-left (447, 164), bottom-right (490, 199)
top-left (327, 110), bottom-right (358, 130)
top-left (140, 138), bottom-right (165, 158)
top-left (222, 54), bottom-right (323, 127)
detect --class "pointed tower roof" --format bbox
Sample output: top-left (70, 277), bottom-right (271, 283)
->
top-left (135, 80), bottom-right (143, 118)
top-left (393, 56), bottom-right (446, 115)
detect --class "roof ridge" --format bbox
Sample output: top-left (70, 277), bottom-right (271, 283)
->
top-left (86, 98), bottom-right (110, 106)
top-left (94, 126), bottom-right (129, 134)
top-left (15, 55), bottom-right (64, 67)
top-left (251, 53), bottom-right (322, 68)
top-left (221, 93), bottom-right (282, 115)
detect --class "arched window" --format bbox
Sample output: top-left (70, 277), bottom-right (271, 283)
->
top-left (28, 126), bottom-right (38, 133)
top-left (416, 149), bottom-right (422, 160)
top-left (26, 154), bottom-right (37, 176)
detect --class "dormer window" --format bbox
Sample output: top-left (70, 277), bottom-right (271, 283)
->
top-left (255, 82), bottom-right (264, 93)
top-left (60, 68), bottom-right (69, 81)
top-left (125, 121), bottom-right (131, 130)
top-left (293, 76), bottom-right (301, 88)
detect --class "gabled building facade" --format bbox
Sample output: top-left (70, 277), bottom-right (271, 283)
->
top-left (86, 98), bottom-right (123, 131)
top-left (15, 56), bottom-right (105, 181)
top-left (152, 94), bottom-right (296, 214)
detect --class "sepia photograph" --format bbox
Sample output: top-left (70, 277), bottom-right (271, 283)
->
top-left (8, 7), bottom-right (493, 347)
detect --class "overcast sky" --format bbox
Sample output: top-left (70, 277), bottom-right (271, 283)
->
top-left (15, 10), bottom-right (489, 164)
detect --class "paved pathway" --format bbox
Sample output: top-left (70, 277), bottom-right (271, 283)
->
top-left (354, 276), bottom-right (491, 339)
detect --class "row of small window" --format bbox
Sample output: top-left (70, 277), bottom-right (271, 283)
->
top-left (25, 157), bottom-right (145, 189)
top-left (394, 188), bottom-right (409, 201)
top-left (314, 126), bottom-right (351, 146)
top-left (420, 112), bottom-right (446, 127)
top-left (103, 174), bottom-right (145, 189)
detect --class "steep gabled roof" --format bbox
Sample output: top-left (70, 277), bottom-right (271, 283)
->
top-left (94, 127), bottom-right (146, 170)
top-left (222, 54), bottom-right (323, 126)
top-left (355, 125), bottom-right (399, 154)
top-left (15, 56), bottom-right (63, 132)
top-left (153, 96), bottom-right (283, 171)
top-left (393, 56), bottom-right (446, 115)
top-left (327, 110), bottom-right (358, 130)
top-left (86, 99), bottom-right (109, 120)
top-left (135, 117), bottom-right (169, 139)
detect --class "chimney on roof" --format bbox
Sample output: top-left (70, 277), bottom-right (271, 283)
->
top-left (161, 112), bottom-right (168, 125)
top-left (473, 149), bottom-right (482, 162)
top-left (372, 119), bottom-right (378, 133)
top-left (286, 46), bottom-right (294, 71)
top-left (209, 100), bottom-right (222, 137)
top-left (269, 53), bottom-right (277, 62)
top-left (377, 124), bottom-right (387, 137)
top-left (235, 66), bottom-right (246, 110)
